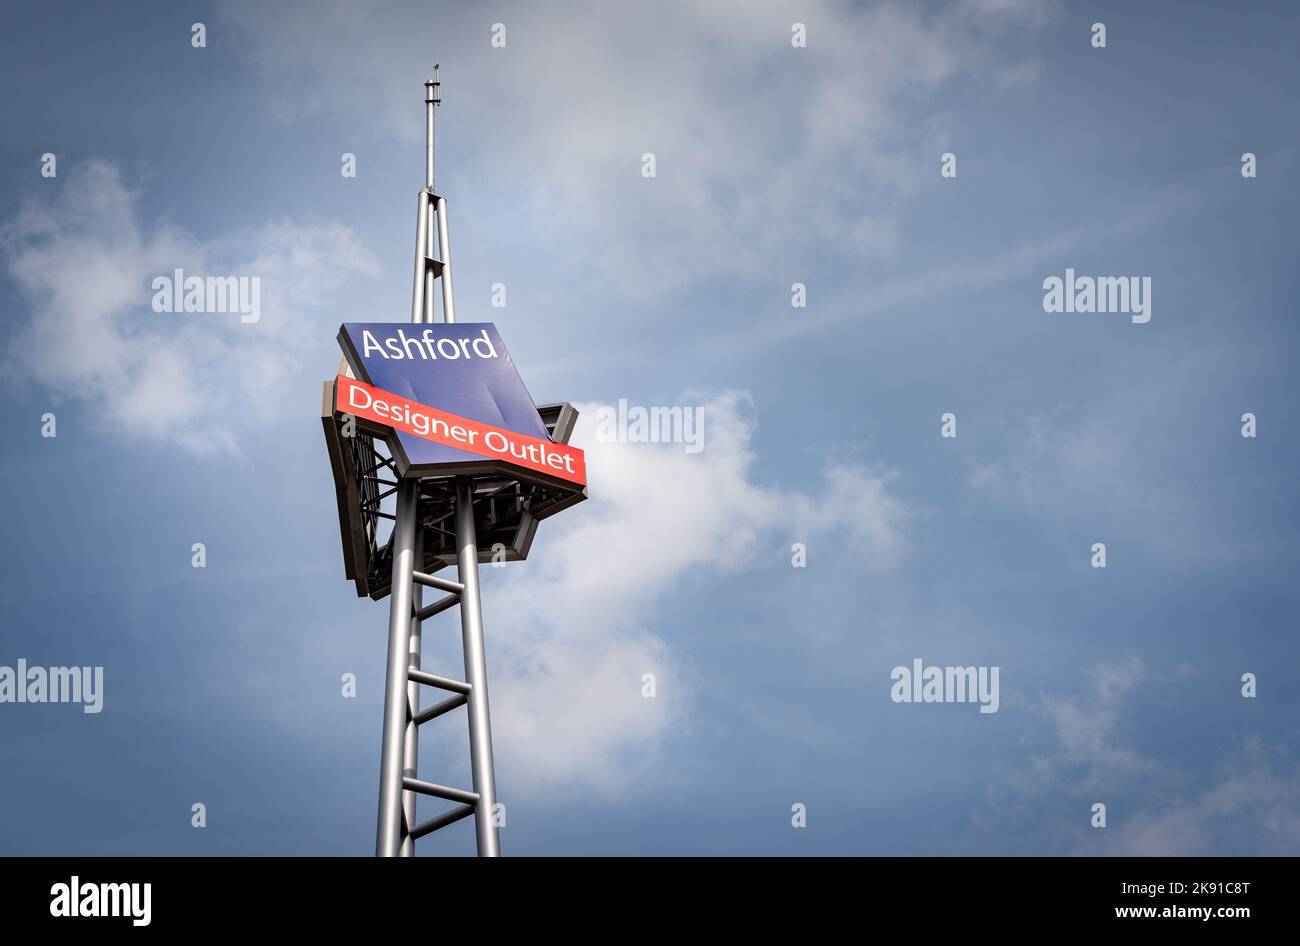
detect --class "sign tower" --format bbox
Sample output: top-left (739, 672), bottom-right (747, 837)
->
top-left (321, 69), bottom-right (587, 857)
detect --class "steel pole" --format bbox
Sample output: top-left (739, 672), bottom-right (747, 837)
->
top-left (436, 196), bottom-right (456, 324)
top-left (410, 190), bottom-right (430, 324)
top-left (455, 478), bottom-right (499, 856)
top-left (426, 206), bottom-right (437, 322)
top-left (425, 68), bottom-right (437, 188)
top-left (400, 523), bottom-right (424, 856)
top-left (376, 480), bottom-right (419, 856)
top-left (425, 69), bottom-right (439, 323)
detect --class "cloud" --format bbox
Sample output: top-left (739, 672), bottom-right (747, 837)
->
top-left (980, 659), bottom-right (1300, 855)
top-left (1094, 743), bottom-right (1300, 856)
top-left (221, 0), bottom-right (1052, 294)
top-left (482, 391), bottom-right (909, 793)
top-left (1039, 658), bottom-right (1161, 792)
top-left (963, 338), bottom-right (1265, 568)
top-left (1, 161), bottom-right (379, 453)
top-left (958, 0), bottom-right (1057, 19)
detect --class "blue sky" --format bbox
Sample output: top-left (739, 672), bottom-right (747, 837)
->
top-left (1, 0), bottom-right (1298, 855)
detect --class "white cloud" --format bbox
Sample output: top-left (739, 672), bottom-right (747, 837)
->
top-left (1, 161), bottom-right (379, 453)
top-left (981, 660), bottom-right (1300, 854)
top-left (1096, 745), bottom-right (1300, 856)
top-left (482, 391), bottom-right (909, 793)
top-left (1039, 658), bottom-right (1161, 792)
top-left (222, 0), bottom-right (1052, 294)
top-left (958, 0), bottom-right (1057, 19)
top-left (964, 336), bottom-right (1266, 568)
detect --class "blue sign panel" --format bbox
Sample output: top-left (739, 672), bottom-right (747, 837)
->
top-left (338, 322), bottom-right (551, 469)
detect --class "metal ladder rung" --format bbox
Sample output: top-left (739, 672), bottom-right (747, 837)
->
top-left (413, 692), bottom-right (467, 726)
top-left (415, 591), bottom-right (459, 621)
top-left (407, 666), bottom-right (471, 694)
top-left (413, 571), bottom-right (464, 594)
top-left (409, 803), bottom-right (476, 840)
top-left (403, 777), bottom-right (479, 805)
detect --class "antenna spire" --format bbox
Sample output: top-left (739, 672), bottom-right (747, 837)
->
top-left (424, 65), bottom-right (441, 189)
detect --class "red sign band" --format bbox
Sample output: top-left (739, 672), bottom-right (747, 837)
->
top-left (336, 374), bottom-right (586, 485)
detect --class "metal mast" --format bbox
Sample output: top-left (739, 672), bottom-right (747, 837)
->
top-left (375, 67), bottom-right (500, 857)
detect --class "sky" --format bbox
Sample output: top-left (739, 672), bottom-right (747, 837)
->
top-left (1, 0), bottom-right (1298, 856)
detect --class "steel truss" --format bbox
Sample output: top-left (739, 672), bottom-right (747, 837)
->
top-left (320, 67), bottom-right (584, 857)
